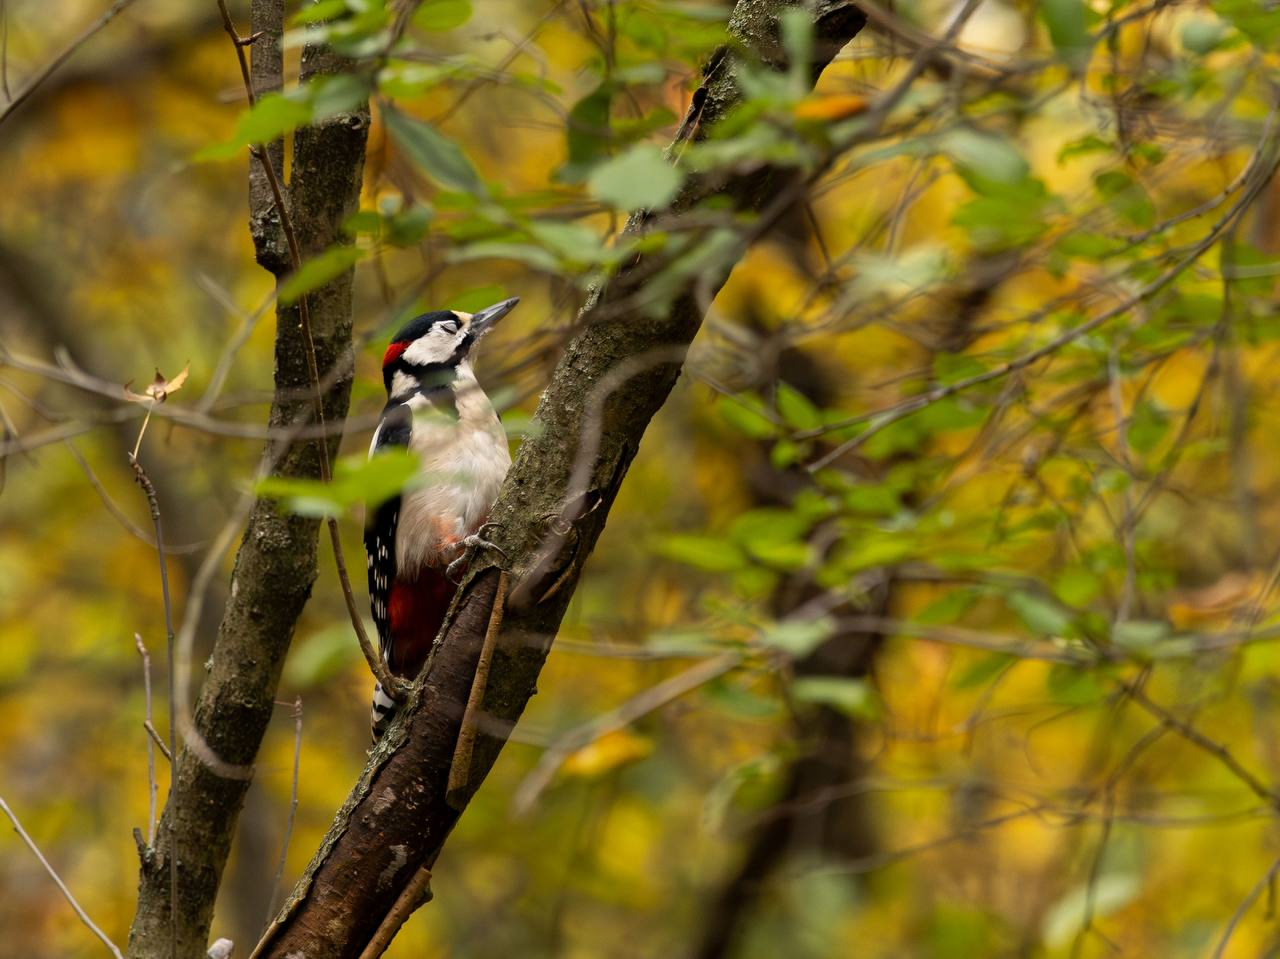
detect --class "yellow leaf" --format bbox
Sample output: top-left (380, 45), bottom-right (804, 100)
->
top-left (794, 93), bottom-right (869, 122)
top-left (562, 729), bottom-right (653, 778)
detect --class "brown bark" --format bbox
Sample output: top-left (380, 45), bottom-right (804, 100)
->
top-left (250, 3), bottom-right (868, 956)
top-left (124, 12), bottom-right (370, 957)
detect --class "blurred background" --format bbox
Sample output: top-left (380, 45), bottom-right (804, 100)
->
top-left (4, 0), bottom-right (1280, 956)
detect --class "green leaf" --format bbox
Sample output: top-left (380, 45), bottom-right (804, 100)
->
top-left (257, 448), bottom-right (424, 518)
top-left (1040, 0), bottom-right (1091, 68)
top-left (1128, 400), bottom-right (1169, 454)
top-left (1095, 170), bottom-right (1155, 228)
top-left (285, 624), bottom-right (361, 687)
top-left (701, 753), bottom-right (781, 832)
top-left (446, 285), bottom-right (508, 313)
top-left (527, 220), bottom-right (613, 264)
top-left (413, 0), bottom-right (471, 31)
top-left (1058, 134), bottom-right (1112, 164)
top-left (718, 394), bottom-right (777, 438)
top-left (779, 7), bottom-right (812, 93)
top-left (383, 105), bottom-right (485, 195)
top-left (940, 128), bottom-right (1030, 187)
top-left (916, 589), bottom-right (978, 626)
top-left (292, 0), bottom-right (347, 24)
top-left (761, 616), bottom-right (836, 657)
top-left (791, 676), bottom-right (878, 719)
top-left (775, 384), bottom-right (822, 431)
top-left (653, 535), bottom-right (746, 572)
top-left (588, 144), bottom-right (684, 212)
top-left (563, 84), bottom-right (614, 174)
top-left (1008, 591), bottom-right (1072, 636)
top-left (743, 540), bottom-right (811, 570)
top-left (309, 73), bottom-right (370, 121)
top-left (1045, 663), bottom-right (1104, 705)
top-left (278, 246), bottom-right (366, 305)
top-left (1112, 619), bottom-right (1170, 658)
top-left (448, 242), bottom-right (561, 273)
top-left (1053, 568), bottom-right (1101, 606)
top-left (1213, 0), bottom-right (1280, 47)
top-left (952, 653), bottom-right (1015, 690)
top-left (729, 508), bottom-right (810, 547)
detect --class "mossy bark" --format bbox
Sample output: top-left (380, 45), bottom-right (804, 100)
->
top-left (251, 3), bottom-right (867, 957)
top-left (124, 24), bottom-right (370, 959)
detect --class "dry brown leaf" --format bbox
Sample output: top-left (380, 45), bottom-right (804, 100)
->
top-left (124, 362), bottom-right (191, 405)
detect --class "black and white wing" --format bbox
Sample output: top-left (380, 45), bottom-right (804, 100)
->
top-left (364, 403), bottom-right (412, 661)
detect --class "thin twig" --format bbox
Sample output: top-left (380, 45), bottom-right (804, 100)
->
top-left (0, 0), bottom-right (137, 127)
top-left (265, 696), bottom-right (303, 928)
top-left (135, 633), bottom-right (160, 846)
top-left (213, 0), bottom-right (407, 702)
top-left (447, 572), bottom-right (508, 805)
top-left (804, 136), bottom-right (1280, 471)
top-left (513, 652), bottom-right (740, 814)
top-left (66, 441), bottom-right (203, 554)
top-left (355, 867), bottom-right (433, 959)
top-left (0, 797), bottom-right (125, 959)
top-left (145, 720), bottom-right (173, 762)
top-left (1121, 681), bottom-right (1280, 810)
top-left (128, 451), bottom-right (178, 959)
top-left (1211, 855), bottom-right (1280, 959)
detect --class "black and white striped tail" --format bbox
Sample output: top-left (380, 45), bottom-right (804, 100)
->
top-left (371, 682), bottom-right (398, 740)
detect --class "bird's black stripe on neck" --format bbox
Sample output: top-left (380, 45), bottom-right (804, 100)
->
top-left (381, 382), bottom-right (459, 422)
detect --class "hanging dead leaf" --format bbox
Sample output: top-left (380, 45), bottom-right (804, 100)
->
top-left (124, 362), bottom-right (191, 404)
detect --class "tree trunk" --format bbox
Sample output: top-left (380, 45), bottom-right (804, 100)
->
top-left (251, 3), bottom-right (868, 956)
top-left (124, 8), bottom-right (370, 955)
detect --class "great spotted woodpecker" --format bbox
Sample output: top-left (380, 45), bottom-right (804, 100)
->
top-left (365, 297), bottom-right (519, 738)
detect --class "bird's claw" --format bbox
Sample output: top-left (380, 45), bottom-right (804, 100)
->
top-left (446, 525), bottom-right (508, 584)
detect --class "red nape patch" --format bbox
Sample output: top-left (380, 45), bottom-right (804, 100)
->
top-left (382, 341), bottom-right (410, 368)
top-left (386, 567), bottom-right (456, 678)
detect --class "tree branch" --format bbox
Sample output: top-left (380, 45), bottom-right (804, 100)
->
top-left (250, 3), bottom-right (868, 956)
top-left (124, 3), bottom-right (370, 953)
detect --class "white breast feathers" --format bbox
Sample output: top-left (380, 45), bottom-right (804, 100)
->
top-left (395, 361), bottom-right (511, 573)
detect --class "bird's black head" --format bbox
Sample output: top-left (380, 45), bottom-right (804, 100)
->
top-left (381, 297), bottom-right (518, 400)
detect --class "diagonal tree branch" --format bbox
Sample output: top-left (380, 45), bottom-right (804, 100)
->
top-left (124, 6), bottom-right (371, 955)
top-left (250, 3), bottom-right (868, 956)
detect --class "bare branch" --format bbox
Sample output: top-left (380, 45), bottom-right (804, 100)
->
top-left (0, 0), bottom-right (137, 127)
top-left (0, 797), bottom-right (125, 959)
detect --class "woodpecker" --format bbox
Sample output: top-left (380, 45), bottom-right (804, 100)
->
top-left (365, 297), bottom-right (519, 738)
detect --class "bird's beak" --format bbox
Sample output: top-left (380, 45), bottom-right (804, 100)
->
top-left (467, 297), bottom-right (519, 337)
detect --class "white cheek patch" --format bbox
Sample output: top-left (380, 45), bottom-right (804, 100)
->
top-left (402, 326), bottom-right (463, 366)
top-left (389, 370), bottom-right (418, 400)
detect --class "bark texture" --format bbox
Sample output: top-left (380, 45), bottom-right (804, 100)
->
top-left (124, 23), bottom-right (370, 959)
top-left (251, 3), bottom-right (868, 956)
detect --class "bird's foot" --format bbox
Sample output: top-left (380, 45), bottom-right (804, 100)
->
top-left (446, 524), bottom-right (508, 584)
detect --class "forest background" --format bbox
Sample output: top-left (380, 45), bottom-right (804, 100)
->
top-left (4, 0), bottom-right (1280, 956)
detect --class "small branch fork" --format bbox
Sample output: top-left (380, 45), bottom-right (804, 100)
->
top-left (213, 0), bottom-right (407, 702)
top-left (127, 449), bottom-right (179, 958)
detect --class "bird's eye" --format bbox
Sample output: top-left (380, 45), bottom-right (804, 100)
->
top-left (439, 321), bottom-right (459, 334)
